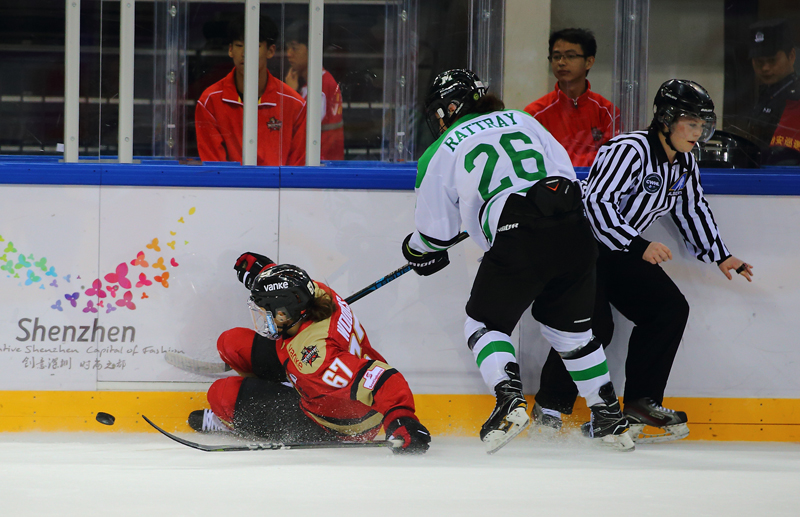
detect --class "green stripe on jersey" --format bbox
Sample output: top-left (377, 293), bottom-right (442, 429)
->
top-left (569, 360), bottom-right (609, 382)
top-left (416, 113), bottom-right (482, 189)
top-left (476, 341), bottom-right (516, 367)
top-left (418, 234), bottom-right (449, 252)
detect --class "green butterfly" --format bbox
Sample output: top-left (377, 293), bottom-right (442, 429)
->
top-left (3, 242), bottom-right (15, 253)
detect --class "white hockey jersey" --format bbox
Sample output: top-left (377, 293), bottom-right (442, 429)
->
top-left (410, 109), bottom-right (577, 253)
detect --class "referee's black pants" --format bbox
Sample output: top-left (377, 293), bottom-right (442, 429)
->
top-left (535, 243), bottom-right (690, 413)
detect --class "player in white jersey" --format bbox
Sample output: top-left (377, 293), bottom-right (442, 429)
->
top-left (402, 69), bottom-right (634, 453)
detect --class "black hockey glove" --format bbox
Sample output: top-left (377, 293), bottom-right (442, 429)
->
top-left (234, 252), bottom-right (276, 289)
top-left (402, 233), bottom-right (449, 277)
top-left (385, 416), bottom-right (431, 455)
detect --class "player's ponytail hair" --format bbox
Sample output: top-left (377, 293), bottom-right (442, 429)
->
top-left (471, 93), bottom-right (505, 115)
top-left (305, 291), bottom-right (336, 322)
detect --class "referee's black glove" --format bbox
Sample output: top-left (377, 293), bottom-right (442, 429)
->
top-left (402, 234), bottom-right (449, 276)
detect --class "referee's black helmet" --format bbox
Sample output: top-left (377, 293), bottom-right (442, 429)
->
top-left (653, 79), bottom-right (717, 142)
top-left (425, 69), bottom-right (487, 137)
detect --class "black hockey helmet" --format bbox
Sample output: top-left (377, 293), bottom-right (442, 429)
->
top-left (249, 264), bottom-right (316, 323)
top-left (653, 79), bottom-right (717, 142)
top-left (425, 69), bottom-right (487, 137)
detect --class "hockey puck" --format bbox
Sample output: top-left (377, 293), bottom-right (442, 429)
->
top-left (96, 412), bottom-right (115, 426)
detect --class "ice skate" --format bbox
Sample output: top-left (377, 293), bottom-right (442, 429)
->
top-left (624, 398), bottom-right (690, 443)
top-left (188, 409), bottom-right (234, 434)
top-left (581, 383), bottom-right (635, 451)
top-left (480, 363), bottom-right (530, 454)
top-left (529, 402), bottom-right (562, 438)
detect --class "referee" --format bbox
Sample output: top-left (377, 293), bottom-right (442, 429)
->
top-left (532, 79), bottom-right (754, 443)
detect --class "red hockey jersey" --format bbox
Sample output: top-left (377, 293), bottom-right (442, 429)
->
top-left (274, 282), bottom-right (417, 437)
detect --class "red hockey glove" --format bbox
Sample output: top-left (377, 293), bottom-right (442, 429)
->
top-left (402, 234), bottom-right (449, 277)
top-left (385, 416), bottom-right (431, 455)
top-left (234, 252), bottom-right (276, 289)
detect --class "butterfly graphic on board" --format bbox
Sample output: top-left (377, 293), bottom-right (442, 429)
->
top-left (135, 272), bottom-right (152, 288)
top-left (146, 238), bottom-right (161, 252)
top-left (64, 292), bottom-right (80, 307)
top-left (104, 262), bottom-right (132, 289)
top-left (115, 291), bottom-right (136, 310)
top-left (51, 300), bottom-right (63, 311)
top-left (154, 272), bottom-right (169, 288)
top-left (85, 279), bottom-right (107, 298)
top-left (25, 269), bottom-right (41, 286)
top-left (151, 257), bottom-right (167, 271)
top-left (130, 251), bottom-right (149, 268)
top-left (15, 254), bottom-right (31, 269)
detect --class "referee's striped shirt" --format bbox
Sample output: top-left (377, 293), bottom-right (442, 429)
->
top-left (583, 126), bottom-right (731, 263)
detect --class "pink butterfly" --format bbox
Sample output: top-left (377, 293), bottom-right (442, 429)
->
top-left (64, 292), bottom-right (80, 307)
top-left (83, 300), bottom-right (98, 313)
top-left (106, 285), bottom-right (119, 298)
top-left (85, 279), bottom-right (107, 298)
top-left (115, 290), bottom-right (136, 310)
top-left (130, 251), bottom-right (149, 268)
top-left (170, 257), bottom-right (179, 267)
top-left (135, 272), bottom-right (152, 288)
top-left (104, 262), bottom-right (132, 289)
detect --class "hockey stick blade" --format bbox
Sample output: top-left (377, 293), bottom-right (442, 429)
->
top-left (142, 415), bottom-right (399, 452)
top-left (164, 351), bottom-right (231, 375)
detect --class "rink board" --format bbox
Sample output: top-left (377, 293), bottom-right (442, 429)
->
top-left (1, 163), bottom-right (799, 443)
top-left (0, 391), bottom-right (798, 442)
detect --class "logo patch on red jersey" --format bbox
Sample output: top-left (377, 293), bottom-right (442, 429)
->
top-left (301, 345), bottom-right (320, 367)
top-left (362, 366), bottom-right (385, 390)
top-left (267, 117), bottom-right (282, 131)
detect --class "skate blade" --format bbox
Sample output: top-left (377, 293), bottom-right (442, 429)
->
top-left (594, 429), bottom-right (635, 452)
top-left (629, 423), bottom-right (689, 444)
top-left (483, 408), bottom-right (531, 454)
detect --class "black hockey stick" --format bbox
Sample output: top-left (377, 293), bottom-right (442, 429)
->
top-left (165, 231), bottom-right (470, 374)
top-left (143, 415), bottom-right (399, 452)
top-left (344, 231), bottom-right (470, 305)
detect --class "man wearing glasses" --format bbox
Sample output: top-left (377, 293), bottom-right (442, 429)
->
top-left (525, 28), bottom-right (620, 167)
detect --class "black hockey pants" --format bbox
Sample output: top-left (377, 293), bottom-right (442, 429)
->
top-left (535, 243), bottom-right (690, 413)
top-left (465, 178), bottom-right (597, 336)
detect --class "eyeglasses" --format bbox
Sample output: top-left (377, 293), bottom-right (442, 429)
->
top-left (548, 53), bottom-right (586, 63)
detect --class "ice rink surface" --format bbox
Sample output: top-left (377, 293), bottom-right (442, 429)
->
top-left (1, 431), bottom-right (798, 517)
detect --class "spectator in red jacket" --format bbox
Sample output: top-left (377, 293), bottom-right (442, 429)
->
top-left (284, 21), bottom-right (345, 161)
top-left (195, 14), bottom-right (307, 166)
top-left (524, 28), bottom-right (620, 167)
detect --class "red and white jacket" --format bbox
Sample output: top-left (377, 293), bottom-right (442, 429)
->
top-left (525, 81), bottom-right (620, 167)
top-left (195, 69), bottom-right (307, 166)
top-left (298, 69), bottom-right (344, 161)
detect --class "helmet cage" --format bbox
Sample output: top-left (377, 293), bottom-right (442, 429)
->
top-left (248, 298), bottom-right (279, 339)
